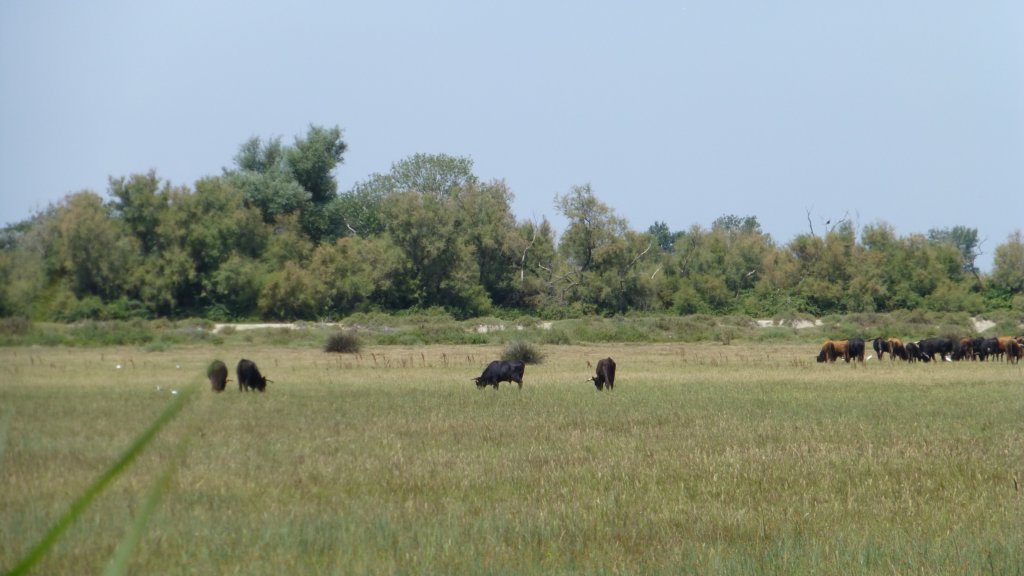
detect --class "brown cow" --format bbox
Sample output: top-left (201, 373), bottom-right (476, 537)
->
top-left (816, 339), bottom-right (850, 363)
top-left (886, 338), bottom-right (907, 361)
top-left (955, 337), bottom-right (975, 361)
top-left (207, 359), bottom-right (230, 392)
top-left (998, 336), bottom-right (1022, 364)
top-left (996, 336), bottom-right (1021, 363)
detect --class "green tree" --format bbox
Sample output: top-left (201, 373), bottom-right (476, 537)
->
top-left (387, 153), bottom-right (477, 198)
top-left (225, 125), bottom-right (348, 243)
top-left (514, 219), bottom-right (559, 312)
top-left (0, 217), bottom-right (52, 318)
top-left (108, 170), bottom-right (164, 254)
top-left (555, 184), bottom-right (627, 273)
top-left (458, 180), bottom-right (520, 306)
top-left (336, 153), bottom-right (478, 239)
top-left (647, 221), bottom-right (675, 253)
top-left (308, 235), bottom-right (402, 315)
top-left (336, 180), bottom-right (387, 237)
top-left (288, 125), bottom-right (348, 242)
top-left (227, 136), bottom-right (310, 222)
top-left (207, 254), bottom-right (265, 319)
top-left (555, 184), bottom-right (655, 313)
top-left (258, 261), bottom-right (321, 320)
top-left (287, 125), bottom-right (347, 204)
top-left (928, 225), bottom-right (982, 278)
top-left (382, 189), bottom-right (488, 315)
top-left (991, 230), bottom-right (1024, 293)
top-left (52, 192), bottom-right (138, 302)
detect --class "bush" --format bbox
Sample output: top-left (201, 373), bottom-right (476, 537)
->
top-left (325, 331), bottom-right (361, 354)
top-left (0, 316), bottom-right (31, 336)
top-left (502, 340), bottom-right (545, 364)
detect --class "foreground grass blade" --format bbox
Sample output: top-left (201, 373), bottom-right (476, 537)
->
top-left (0, 407), bottom-right (13, 467)
top-left (5, 384), bottom-right (196, 576)
top-left (101, 440), bottom-right (185, 576)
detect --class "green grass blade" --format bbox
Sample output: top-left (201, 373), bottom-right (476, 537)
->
top-left (101, 442), bottom-right (184, 576)
top-left (0, 406), bottom-right (13, 467)
top-left (5, 384), bottom-right (196, 576)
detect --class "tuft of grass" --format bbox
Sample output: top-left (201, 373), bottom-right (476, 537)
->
top-left (501, 340), bottom-right (544, 364)
top-left (324, 331), bottom-right (362, 354)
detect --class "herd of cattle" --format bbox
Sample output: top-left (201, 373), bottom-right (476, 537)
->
top-left (203, 332), bottom-right (1022, 393)
top-left (206, 356), bottom-right (617, 392)
top-left (817, 336), bottom-right (1024, 363)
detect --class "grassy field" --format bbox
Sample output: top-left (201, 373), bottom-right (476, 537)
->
top-left (1, 342), bottom-right (1022, 575)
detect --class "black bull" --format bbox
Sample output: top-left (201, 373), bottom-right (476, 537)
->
top-left (588, 357), bottom-right (616, 391)
top-left (237, 358), bottom-right (271, 392)
top-left (473, 360), bottom-right (526, 389)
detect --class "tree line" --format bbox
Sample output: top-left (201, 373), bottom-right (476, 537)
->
top-left (2, 124), bottom-right (1023, 322)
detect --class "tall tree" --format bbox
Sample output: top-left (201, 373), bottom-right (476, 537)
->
top-left (928, 225), bottom-right (982, 277)
top-left (287, 125), bottom-right (347, 204)
top-left (381, 190), bottom-right (487, 314)
top-left (555, 184), bottom-right (627, 273)
top-left (225, 125), bottom-right (348, 243)
top-left (555, 184), bottom-right (653, 312)
top-left (52, 192), bottom-right (138, 301)
top-left (457, 179), bottom-right (520, 306)
top-left (991, 230), bottom-right (1024, 294)
top-left (108, 171), bottom-right (165, 254)
top-left (387, 153), bottom-right (477, 198)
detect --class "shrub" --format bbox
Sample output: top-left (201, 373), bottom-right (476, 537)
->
top-left (502, 340), bottom-right (545, 364)
top-left (0, 316), bottom-right (31, 336)
top-left (325, 331), bottom-right (361, 354)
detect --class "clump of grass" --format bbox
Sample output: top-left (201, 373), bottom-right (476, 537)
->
top-left (325, 331), bottom-right (361, 354)
top-left (502, 340), bottom-right (544, 364)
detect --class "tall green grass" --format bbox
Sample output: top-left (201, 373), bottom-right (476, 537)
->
top-left (1, 343), bottom-right (1022, 574)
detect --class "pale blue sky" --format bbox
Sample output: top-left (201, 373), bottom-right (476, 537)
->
top-left (2, 1), bottom-right (1021, 269)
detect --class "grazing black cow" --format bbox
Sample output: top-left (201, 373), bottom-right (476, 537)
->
top-left (976, 337), bottom-right (1000, 361)
top-left (904, 341), bottom-right (922, 363)
top-left (847, 338), bottom-right (866, 362)
top-left (871, 337), bottom-right (891, 360)
top-left (237, 358), bottom-right (270, 392)
top-left (589, 357), bottom-right (616, 391)
top-left (969, 337), bottom-right (986, 361)
top-left (917, 337), bottom-right (954, 363)
top-left (473, 360), bottom-right (526, 390)
top-left (207, 359), bottom-right (229, 392)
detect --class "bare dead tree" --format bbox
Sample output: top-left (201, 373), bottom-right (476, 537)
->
top-left (827, 211), bottom-right (850, 234)
top-left (518, 224), bottom-right (538, 282)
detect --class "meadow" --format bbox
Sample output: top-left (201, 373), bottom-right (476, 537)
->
top-left (1, 341), bottom-right (1022, 575)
